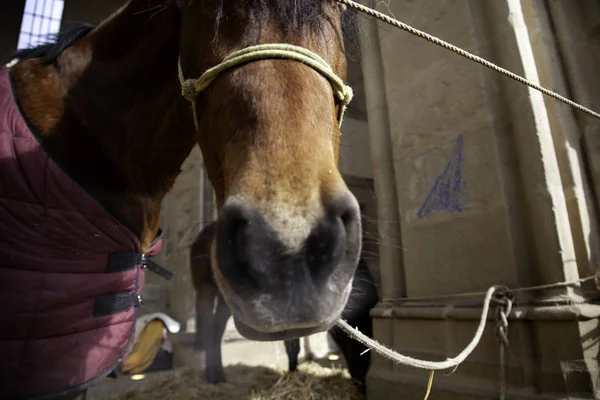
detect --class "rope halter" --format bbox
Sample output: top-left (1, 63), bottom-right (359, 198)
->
top-left (177, 43), bottom-right (354, 130)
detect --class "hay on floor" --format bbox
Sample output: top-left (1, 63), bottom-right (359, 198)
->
top-left (103, 362), bottom-right (362, 400)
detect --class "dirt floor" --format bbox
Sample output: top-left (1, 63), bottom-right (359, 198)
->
top-left (88, 319), bottom-right (360, 400)
top-left (92, 362), bottom-right (362, 400)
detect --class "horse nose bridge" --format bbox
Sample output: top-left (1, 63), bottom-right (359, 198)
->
top-left (223, 162), bottom-right (357, 245)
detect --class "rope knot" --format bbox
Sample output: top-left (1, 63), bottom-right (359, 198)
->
top-left (493, 286), bottom-right (512, 400)
top-left (493, 286), bottom-right (513, 348)
top-left (180, 79), bottom-right (198, 102)
top-left (338, 85), bottom-right (354, 105)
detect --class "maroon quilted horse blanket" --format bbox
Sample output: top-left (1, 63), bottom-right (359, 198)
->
top-left (0, 65), bottom-right (169, 399)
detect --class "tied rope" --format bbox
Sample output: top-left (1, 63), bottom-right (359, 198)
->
top-left (336, 285), bottom-right (504, 371)
top-left (494, 288), bottom-right (513, 400)
top-left (178, 44), bottom-right (353, 129)
top-left (336, 0), bottom-right (600, 120)
top-left (385, 273), bottom-right (598, 303)
top-left (336, 274), bottom-right (596, 398)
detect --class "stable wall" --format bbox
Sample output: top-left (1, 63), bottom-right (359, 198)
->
top-left (361, 0), bottom-right (600, 398)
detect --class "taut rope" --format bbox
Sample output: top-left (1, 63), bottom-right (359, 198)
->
top-left (336, 0), bottom-right (600, 120)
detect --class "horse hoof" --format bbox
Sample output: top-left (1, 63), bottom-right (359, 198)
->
top-left (205, 369), bottom-right (226, 384)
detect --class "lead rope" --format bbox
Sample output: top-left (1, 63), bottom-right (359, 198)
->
top-left (336, 286), bottom-right (503, 371)
top-left (336, 273), bottom-right (597, 399)
top-left (336, 285), bottom-right (508, 400)
top-left (178, 44), bottom-right (354, 130)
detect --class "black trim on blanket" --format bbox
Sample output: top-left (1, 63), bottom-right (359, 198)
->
top-left (94, 291), bottom-right (142, 317)
top-left (106, 252), bottom-right (143, 273)
top-left (107, 231), bottom-right (172, 280)
top-left (106, 251), bottom-right (173, 280)
top-left (8, 70), bottom-right (142, 240)
top-left (142, 256), bottom-right (173, 280)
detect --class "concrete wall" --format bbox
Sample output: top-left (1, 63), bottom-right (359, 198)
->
top-left (362, 0), bottom-right (600, 398)
top-left (339, 117), bottom-right (373, 179)
top-left (545, 0), bottom-right (600, 277)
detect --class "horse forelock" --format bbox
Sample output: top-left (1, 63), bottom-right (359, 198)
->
top-left (209, 0), bottom-right (360, 59)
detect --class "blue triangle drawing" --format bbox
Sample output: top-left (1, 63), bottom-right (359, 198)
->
top-left (417, 134), bottom-right (467, 218)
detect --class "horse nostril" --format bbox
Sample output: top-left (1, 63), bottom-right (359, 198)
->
top-left (232, 220), bottom-right (250, 262)
top-left (341, 207), bottom-right (357, 229)
top-left (334, 190), bottom-right (361, 232)
top-left (305, 190), bottom-right (360, 282)
top-left (217, 201), bottom-right (280, 287)
top-left (305, 219), bottom-right (345, 283)
top-left (218, 202), bottom-right (253, 269)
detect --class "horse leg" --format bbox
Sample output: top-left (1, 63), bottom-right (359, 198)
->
top-left (284, 339), bottom-right (300, 372)
top-left (196, 284), bottom-right (222, 383)
top-left (329, 316), bottom-right (372, 394)
top-left (302, 336), bottom-right (314, 361)
top-left (205, 291), bottom-right (230, 384)
top-left (193, 291), bottom-right (207, 351)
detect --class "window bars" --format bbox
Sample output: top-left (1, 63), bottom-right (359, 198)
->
top-left (17, 0), bottom-right (64, 50)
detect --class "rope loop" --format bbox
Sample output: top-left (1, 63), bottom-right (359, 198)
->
top-left (336, 285), bottom-right (507, 371)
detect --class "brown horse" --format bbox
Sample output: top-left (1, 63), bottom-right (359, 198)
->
top-left (178, 0), bottom-right (362, 343)
top-left (1, 1), bottom-right (360, 398)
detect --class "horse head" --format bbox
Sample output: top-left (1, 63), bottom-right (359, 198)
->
top-left (177, 0), bottom-right (362, 341)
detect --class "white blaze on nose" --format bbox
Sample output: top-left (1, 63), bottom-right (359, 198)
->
top-left (229, 191), bottom-right (324, 252)
top-left (265, 208), bottom-right (320, 252)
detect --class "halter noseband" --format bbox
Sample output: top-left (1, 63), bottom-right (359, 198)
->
top-left (177, 43), bottom-right (353, 130)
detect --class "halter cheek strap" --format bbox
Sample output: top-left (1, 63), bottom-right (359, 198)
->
top-left (177, 43), bottom-right (353, 130)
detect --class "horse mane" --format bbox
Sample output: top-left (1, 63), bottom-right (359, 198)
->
top-left (215, 0), bottom-right (338, 27)
top-left (4, 22), bottom-right (95, 65)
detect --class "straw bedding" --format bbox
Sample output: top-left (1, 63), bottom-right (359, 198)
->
top-left (102, 362), bottom-right (363, 400)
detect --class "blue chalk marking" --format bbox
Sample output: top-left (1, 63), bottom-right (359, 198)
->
top-left (417, 134), bottom-right (467, 218)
